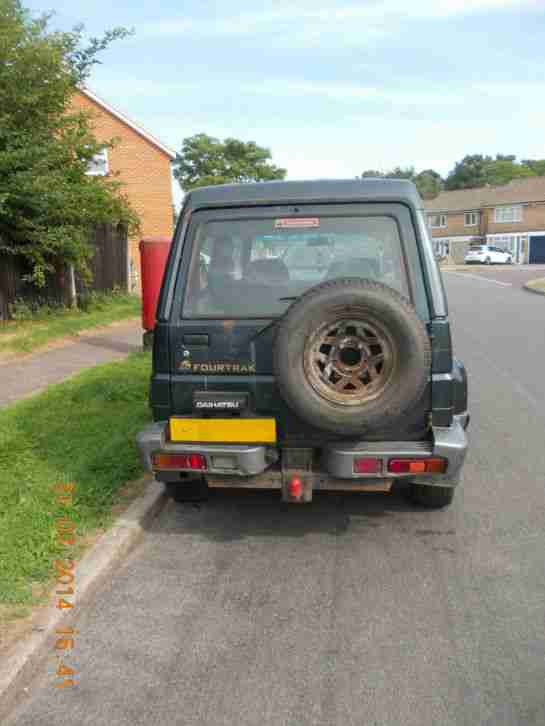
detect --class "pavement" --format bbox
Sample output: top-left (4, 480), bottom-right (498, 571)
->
top-left (0, 320), bottom-right (142, 408)
top-left (441, 263), bottom-right (545, 289)
top-left (4, 270), bottom-right (545, 726)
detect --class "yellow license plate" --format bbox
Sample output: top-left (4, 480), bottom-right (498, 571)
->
top-left (169, 418), bottom-right (277, 444)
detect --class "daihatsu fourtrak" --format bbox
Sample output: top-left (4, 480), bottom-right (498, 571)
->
top-left (137, 179), bottom-right (469, 508)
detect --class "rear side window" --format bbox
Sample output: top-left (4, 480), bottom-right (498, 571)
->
top-left (183, 215), bottom-right (409, 318)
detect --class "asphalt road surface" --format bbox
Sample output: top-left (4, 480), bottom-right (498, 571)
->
top-left (6, 274), bottom-right (545, 726)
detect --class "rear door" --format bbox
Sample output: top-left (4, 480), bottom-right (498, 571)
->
top-left (166, 203), bottom-right (432, 442)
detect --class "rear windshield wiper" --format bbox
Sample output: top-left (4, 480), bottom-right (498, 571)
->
top-left (249, 297), bottom-right (300, 342)
top-left (249, 318), bottom-right (279, 342)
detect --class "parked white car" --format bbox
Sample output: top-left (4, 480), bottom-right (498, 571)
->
top-left (465, 245), bottom-right (513, 265)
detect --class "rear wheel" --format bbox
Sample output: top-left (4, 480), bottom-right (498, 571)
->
top-left (165, 477), bottom-right (208, 503)
top-left (408, 483), bottom-right (455, 509)
top-left (485, 257), bottom-right (491, 265)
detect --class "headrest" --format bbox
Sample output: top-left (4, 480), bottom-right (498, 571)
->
top-left (246, 258), bottom-right (290, 283)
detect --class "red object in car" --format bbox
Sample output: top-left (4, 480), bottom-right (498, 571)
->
top-left (139, 237), bottom-right (171, 332)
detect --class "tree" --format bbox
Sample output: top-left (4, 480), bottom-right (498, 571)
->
top-left (483, 158), bottom-right (535, 186)
top-left (173, 133), bottom-right (287, 191)
top-left (0, 0), bottom-right (137, 287)
top-left (414, 169), bottom-right (443, 200)
top-left (444, 154), bottom-right (490, 190)
top-left (522, 159), bottom-right (545, 176)
top-left (359, 166), bottom-right (443, 199)
top-left (387, 166), bottom-right (416, 181)
top-left (444, 154), bottom-right (542, 190)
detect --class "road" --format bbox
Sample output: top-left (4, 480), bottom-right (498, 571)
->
top-left (5, 273), bottom-right (545, 726)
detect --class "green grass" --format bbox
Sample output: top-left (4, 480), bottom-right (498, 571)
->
top-left (526, 277), bottom-right (545, 293)
top-left (0, 353), bottom-right (151, 607)
top-left (0, 291), bottom-right (141, 355)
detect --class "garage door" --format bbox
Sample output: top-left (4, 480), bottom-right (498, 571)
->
top-left (529, 235), bottom-right (545, 264)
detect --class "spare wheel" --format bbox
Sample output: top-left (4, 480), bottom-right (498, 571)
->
top-left (273, 278), bottom-right (431, 436)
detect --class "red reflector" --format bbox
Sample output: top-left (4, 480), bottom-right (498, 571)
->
top-left (290, 476), bottom-right (303, 498)
top-left (388, 459), bottom-right (411, 474)
top-left (353, 457), bottom-right (383, 474)
top-left (152, 453), bottom-right (207, 471)
top-left (388, 458), bottom-right (447, 474)
top-left (426, 458), bottom-right (448, 473)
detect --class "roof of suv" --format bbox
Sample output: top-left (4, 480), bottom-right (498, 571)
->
top-left (184, 179), bottom-right (423, 211)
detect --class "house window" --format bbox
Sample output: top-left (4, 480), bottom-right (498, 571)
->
top-left (494, 205), bottom-right (522, 224)
top-left (86, 149), bottom-right (109, 176)
top-left (428, 214), bottom-right (447, 229)
top-left (464, 212), bottom-right (479, 227)
top-left (434, 240), bottom-right (450, 257)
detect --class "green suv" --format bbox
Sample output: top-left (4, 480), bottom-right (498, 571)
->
top-left (137, 179), bottom-right (469, 508)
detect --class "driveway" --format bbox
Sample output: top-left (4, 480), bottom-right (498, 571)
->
top-left (5, 276), bottom-right (545, 726)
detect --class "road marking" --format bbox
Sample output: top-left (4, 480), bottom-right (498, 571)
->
top-left (444, 271), bottom-right (513, 287)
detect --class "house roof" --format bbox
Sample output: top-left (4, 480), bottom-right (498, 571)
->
top-left (425, 176), bottom-right (545, 213)
top-left (80, 87), bottom-right (176, 160)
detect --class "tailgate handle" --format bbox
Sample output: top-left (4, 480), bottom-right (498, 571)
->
top-left (182, 334), bottom-right (209, 346)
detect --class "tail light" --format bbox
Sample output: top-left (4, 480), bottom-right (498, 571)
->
top-left (388, 458), bottom-right (447, 474)
top-left (353, 457), bottom-right (383, 474)
top-left (152, 453), bottom-right (207, 471)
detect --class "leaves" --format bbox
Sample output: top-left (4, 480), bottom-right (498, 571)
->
top-left (173, 133), bottom-right (287, 191)
top-left (360, 166), bottom-right (443, 199)
top-left (0, 0), bottom-right (138, 286)
top-left (361, 155), bottom-right (545, 197)
top-left (444, 154), bottom-right (543, 190)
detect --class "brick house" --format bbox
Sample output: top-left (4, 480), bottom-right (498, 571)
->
top-left (70, 87), bottom-right (176, 290)
top-left (424, 177), bottom-right (545, 264)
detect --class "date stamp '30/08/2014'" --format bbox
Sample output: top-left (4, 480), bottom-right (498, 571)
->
top-left (52, 482), bottom-right (79, 689)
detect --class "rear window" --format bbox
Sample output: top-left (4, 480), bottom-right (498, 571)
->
top-left (183, 215), bottom-right (409, 318)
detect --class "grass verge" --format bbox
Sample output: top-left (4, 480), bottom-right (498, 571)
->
top-left (0, 353), bottom-right (151, 611)
top-left (0, 291), bottom-right (141, 355)
top-left (525, 277), bottom-right (545, 294)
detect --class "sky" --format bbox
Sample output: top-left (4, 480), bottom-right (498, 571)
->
top-left (24, 0), bottom-right (545, 207)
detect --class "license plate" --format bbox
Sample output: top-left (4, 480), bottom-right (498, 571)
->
top-left (169, 418), bottom-right (277, 444)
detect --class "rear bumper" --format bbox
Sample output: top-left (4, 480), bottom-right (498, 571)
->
top-left (136, 413), bottom-right (469, 488)
top-left (136, 423), bottom-right (277, 476)
top-left (324, 413), bottom-right (468, 486)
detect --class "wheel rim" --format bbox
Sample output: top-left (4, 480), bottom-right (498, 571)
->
top-left (303, 317), bottom-right (396, 406)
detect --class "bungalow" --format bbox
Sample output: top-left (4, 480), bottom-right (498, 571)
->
top-left (424, 177), bottom-right (545, 264)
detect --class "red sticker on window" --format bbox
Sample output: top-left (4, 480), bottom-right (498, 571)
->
top-left (275, 218), bottom-right (320, 229)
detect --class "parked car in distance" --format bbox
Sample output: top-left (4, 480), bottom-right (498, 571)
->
top-left (465, 245), bottom-right (512, 265)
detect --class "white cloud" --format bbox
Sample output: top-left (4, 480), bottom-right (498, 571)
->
top-left (240, 78), bottom-right (463, 107)
top-left (88, 78), bottom-right (197, 99)
top-left (139, 0), bottom-right (542, 40)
